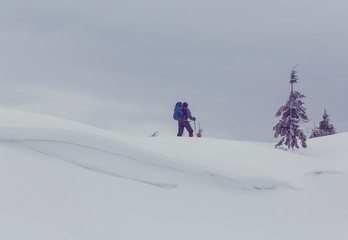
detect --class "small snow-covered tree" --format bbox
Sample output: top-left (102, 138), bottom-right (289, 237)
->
top-left (149, 131), bottom-right (159, 137)
top-left (273, 65), bottom-right (308, 149)
top-left (196, 123), bottom-right (203, 138)
top-left (319, 109), bottom-right (336, 136)
top-left (310, 109), bottom-right (336, 138)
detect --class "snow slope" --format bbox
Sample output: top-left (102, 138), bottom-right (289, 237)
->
top-left (1, 108), bottom-right (348, 240)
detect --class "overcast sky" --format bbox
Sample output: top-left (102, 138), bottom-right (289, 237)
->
top-left (1, 0), bottom-right (348, 142)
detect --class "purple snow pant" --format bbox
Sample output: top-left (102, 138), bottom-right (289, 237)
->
top-left (177, 120), bottom-right (194, 137)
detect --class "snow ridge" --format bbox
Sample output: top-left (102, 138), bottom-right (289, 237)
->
top-left (1, 126), bottom-right (295, 191)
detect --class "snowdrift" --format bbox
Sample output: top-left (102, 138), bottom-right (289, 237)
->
top-left (1, 109), bottom-right (348, 240)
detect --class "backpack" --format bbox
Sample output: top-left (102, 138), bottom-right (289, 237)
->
top-left (173, 102), bottom-right (184, 120)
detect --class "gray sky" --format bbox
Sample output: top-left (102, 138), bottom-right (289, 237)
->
top-left (1, 0), bottom-right (348, 142)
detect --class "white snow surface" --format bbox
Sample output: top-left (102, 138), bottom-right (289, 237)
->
top-left (1, 108), bottom-right (348, 240)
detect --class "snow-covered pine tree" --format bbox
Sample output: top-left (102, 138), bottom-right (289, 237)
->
top-left (273, 65), bottom-right (308, 149)
top-left (318, 108), bottom-right (336, 136)
top-left (310, 109), bottom-right (337, 138)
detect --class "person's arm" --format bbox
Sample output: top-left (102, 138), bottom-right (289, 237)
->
top-left (186, 108), bottom-right (195, 121)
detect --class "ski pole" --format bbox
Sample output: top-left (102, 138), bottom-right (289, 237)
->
top-left (194, 120), bottom-right (197, 137)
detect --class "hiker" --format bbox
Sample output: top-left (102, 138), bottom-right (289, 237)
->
top-left (177, 102), bottom-right (196, 137)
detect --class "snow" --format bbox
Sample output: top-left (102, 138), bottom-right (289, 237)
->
top-left (1, 108), bottom-right (348, 240)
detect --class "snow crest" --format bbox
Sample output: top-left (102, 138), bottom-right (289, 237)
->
top-left (1, 126), bottom-right (295, 191)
